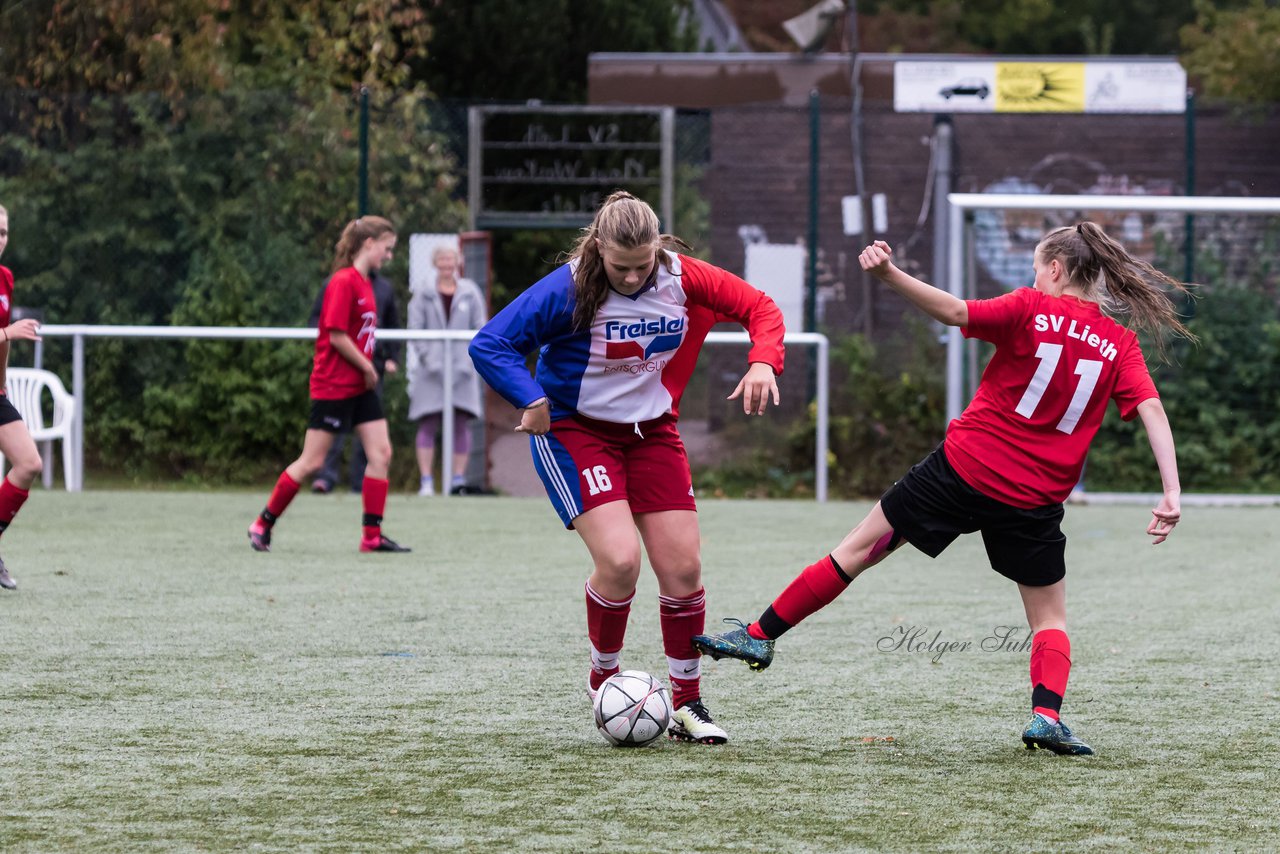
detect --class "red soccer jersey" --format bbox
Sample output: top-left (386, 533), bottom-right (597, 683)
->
top-left (310, 266), bottom-right (377, 400)
top-left (944, 287), bottom-right (1158, 508)
top-left (0, 266), bottom-right (13, 327)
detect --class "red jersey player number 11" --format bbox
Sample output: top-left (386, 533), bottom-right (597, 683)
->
top-left (694, 223), bottom-right (1195, 758)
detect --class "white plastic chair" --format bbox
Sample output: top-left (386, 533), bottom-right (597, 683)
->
top-left (2, 368), bottom-right (78, 490)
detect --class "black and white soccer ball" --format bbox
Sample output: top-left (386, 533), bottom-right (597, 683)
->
top-left (592, 670), bottom-right (672, 747)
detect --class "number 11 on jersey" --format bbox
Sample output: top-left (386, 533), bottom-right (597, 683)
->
top-left (1015, 342), bottom-right (1103, 435)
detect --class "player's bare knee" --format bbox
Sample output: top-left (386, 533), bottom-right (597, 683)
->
top-left (293, 455), bottom-right (324, 479)
top-left (659, 560), bottom-right (701, 594)
top-left (366, 443), bottom-right (392, 470)
top-left (596, 551), bottom-right (642, 586)
top-left (8, 452), bottom-right (42, 486)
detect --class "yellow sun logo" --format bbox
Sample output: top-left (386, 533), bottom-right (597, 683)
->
top-left (995, 63), bottom-right (1086, 112)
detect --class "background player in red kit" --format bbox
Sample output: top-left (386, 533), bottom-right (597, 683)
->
top-left (0, 203), bottom-right (48, 591)
top-left (469, 192), bottom-right (785, 744)
top-left (696, 224), bottom-right (1193, 755)
top-left (248, 216), bottom-right (410, 554)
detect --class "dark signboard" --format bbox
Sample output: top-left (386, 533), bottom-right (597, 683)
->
top-left (468, 106), bottom-right (673, 229)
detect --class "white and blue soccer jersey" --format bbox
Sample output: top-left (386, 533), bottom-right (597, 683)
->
top-left (469, 251), bottom-right (786, 424)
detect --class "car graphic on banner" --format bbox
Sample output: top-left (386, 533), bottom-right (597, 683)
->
top-left (939, 78), bottom-right (990, 100)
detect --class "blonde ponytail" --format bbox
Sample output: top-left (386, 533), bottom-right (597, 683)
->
top-left (1038, 222), bottom-right (1196, 361)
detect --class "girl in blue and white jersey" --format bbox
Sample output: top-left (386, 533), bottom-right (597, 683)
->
top-left (469, 191), bottom-right (785, 744)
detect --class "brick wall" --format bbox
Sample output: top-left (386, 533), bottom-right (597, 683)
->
top-left (705, 100), bottom-right (1280, 338)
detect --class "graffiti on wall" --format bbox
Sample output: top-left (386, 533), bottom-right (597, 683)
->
top-left (972, 154), bottom-right (1190, 289)
top-left (972, 154), bottom-right (1274, 291)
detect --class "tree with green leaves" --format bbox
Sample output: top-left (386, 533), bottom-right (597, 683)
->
top-left (417, 0), bottom-right (697, 103)
top-left (1181, 0), bottom-right (1280, 104)
top-left (0, 0), bottom-right (465, 482)
top-left (411, 0), bottom-right (701, 310)
top-left (855, 0), bottom-right (1205, 55)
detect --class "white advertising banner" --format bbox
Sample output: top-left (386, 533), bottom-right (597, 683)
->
top-left (894, 60), bottom-right (1186, 114)
top-left (895, 61), bottom-right (997, 113)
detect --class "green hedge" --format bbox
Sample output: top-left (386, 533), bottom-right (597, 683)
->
top-left (704, 261), bottom-right (1280, 499)
top-left (1, 87), bottom-right (463, 486)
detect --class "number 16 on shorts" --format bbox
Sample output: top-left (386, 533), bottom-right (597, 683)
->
top-left (582, 465), bottom-right (613, 495)
top-left (530, 420), bottom-right (695, 529)
top-left (530, 432), bottom-right (619, 528)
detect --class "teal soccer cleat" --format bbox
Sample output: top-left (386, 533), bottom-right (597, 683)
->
top-left (1022, 714), bottom-right (1094, 756)
top-left (692, 618), bottom-right (775, 671)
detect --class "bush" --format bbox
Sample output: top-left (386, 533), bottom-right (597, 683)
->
top-left (694, 324), bottom-right (946, 499)
top-left (1, 87), bottom-right (464, 486)
top-left (1089, 283), bottom-right (1280, 492)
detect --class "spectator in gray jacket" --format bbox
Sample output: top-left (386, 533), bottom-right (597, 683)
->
top-left (407, 246), bottom-right (486, 496)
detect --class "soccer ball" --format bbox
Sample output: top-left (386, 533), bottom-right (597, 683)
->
top-left (593, 670), bottom-right (672, 747)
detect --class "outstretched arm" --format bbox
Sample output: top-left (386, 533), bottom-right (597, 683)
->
top-left (1137, 397), bottom-right (1181, 544)
top-left (859, 241), bottom-right (968, 327)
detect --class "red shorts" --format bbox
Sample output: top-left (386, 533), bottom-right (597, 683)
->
top-left (529, 413), bottom-right (696, 528)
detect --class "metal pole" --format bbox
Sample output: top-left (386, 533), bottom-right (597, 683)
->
top-left (73, 333), bottom-right (84, 491)
top-left (441, 337), bottom-right (454, 499)
top-left (467, 107), bottom-right (482, 232)
top-left (932, 115), bottom-right (954, 402)
top-left (660, 107), bottom-right (675, 231)
top-left (849, 54), bottom-right (872, 335)
top-left (946, 205), bottom-right (965, 425)
top-left (1184, 88), bottom-right (1196, 282)
top-left (815, 334), bottom-right (829, 503)
top-left (965, 220), bottom-right (979, 401)
top-left (806, 89), bottom-right (820, 334)
top-left (932, 116), bottom-right (953, 319)
top-left (358, 87), bottom-right (370, 217)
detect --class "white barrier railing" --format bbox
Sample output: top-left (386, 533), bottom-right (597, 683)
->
top-left (37, 326), bottom-right (830, 501)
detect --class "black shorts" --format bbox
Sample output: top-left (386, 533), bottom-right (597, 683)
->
top-left (879, 444), bottom-right (1066, 587)
top-left (0, 395), bottom-right (22, 427)
top-left (308, 390), bottom-right (384, 433)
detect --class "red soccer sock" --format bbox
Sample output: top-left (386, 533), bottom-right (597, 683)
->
top-left (751, 555), bottom-right (851, 639)
top-left (361, 476), bottom-right (389, 541)
top-left (262, 471), bottom-right (301, 523)
top-left (0, 476), bottom-right (31, 538)
top-left (660, 588), bottom-right (706, 709)
top-left (1030, 628), bottom-right (1072, 721)
top-left (586, 582), bottom-right (634, 691)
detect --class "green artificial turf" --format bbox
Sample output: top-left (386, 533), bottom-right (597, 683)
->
top-left (1, 493), bottom-right (1276, 851)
